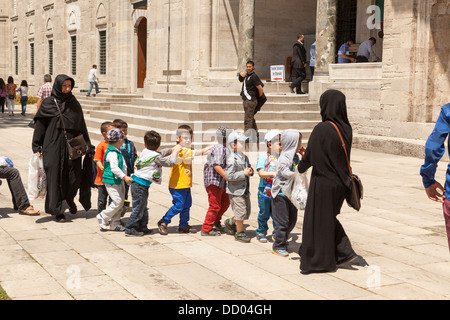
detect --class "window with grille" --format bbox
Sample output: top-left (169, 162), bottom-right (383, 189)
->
top-left (99, 30), bottom-right (106, 75)
top-left (336, 0), bottom-right (357, 62)
top-left (30, 43), bottom-right (34, 75)
top-left (15, 46), bottom-right (18, 75)
top-left (71, 35), bottom-right (77, 75)
top-left (48, 39), bottom-right (53, 75)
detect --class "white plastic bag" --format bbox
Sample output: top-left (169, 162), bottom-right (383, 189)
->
top-left (291, 170), bottom-right (309, 210)
top-left (27, 154), bottom-right (47, 200)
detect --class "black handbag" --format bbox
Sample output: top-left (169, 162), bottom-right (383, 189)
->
top-left (54, 98), bottom-right (88, 161)
top-left (327, 121), bottom-right (364, 211)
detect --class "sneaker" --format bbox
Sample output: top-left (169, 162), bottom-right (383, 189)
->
top-left (111, 225), bottom-right (125, 232)
top-left (201, 229), bottom-right (221, 236)
top-left (272, 249), bottom-right (289, 257)
top-left (225, 218), bottom-right (236, 235)
top-left (157, 220), bottom-right (168, 235)
top-left (96, 213), bottom-right (108, 231)
top-left (235, 232), bottom-right (251, 243)
top-left (140, 228), bottom-right (153, 235)
top-left (125, 229), bottom-right (144, 237)
top-left (256, 233), bottom-right (267, 243)
top-left (213, 222), bottom-right (225, 232)
top-left (179, 224), bottom-right (197, 234)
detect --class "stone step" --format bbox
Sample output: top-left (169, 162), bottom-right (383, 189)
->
top-left (108, 104), bottom-right (321, 122)
top-left (151, 91), bottom-right (312, 103)
top-left (87, 125), bottom-right (313, 152)
top-left (87, 109), bottom-right (320, 133)
top-left (130, 98), bottom-right (319, 112)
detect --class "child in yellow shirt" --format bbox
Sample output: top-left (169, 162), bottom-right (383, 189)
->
top-left (157, 125), bottom-right (212, 235)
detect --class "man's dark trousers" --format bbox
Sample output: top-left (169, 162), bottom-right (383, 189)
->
top-left (290, 67), bottom-right (306, 94)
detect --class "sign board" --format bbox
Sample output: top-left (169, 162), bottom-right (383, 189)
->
top-left (270, 65), bottom-right (285, 82)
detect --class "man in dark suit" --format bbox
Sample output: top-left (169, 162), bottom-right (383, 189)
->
top-left (290, 34), bottom-right (307, 94)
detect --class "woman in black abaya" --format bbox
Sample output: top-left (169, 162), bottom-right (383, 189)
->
top-left (32, 75), bottom-right (94, 222)
top-left (298, 89), bottom-right (358, 274)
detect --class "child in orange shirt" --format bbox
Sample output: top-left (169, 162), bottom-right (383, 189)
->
top-left (157, 125), bottom-right (212, 235)
top-left (94, 121), bottom-right (116, 213)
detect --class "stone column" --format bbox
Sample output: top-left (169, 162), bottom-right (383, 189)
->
top-left (314, 0), bottom-right (337, 75)
top-left (237, 0), bottom-right (255, 73)
top-left (0, 14), bottom-right (8, 77)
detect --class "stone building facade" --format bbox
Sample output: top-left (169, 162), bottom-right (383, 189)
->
top-left (0, 0), bottom-right (449, 157)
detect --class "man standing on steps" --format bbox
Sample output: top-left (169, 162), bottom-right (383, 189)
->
top-left (289, 34), bottom-right (307, 95)
top-left (87, 65), bottom-right (101, 97)
top-left (238, 60), bottom-right (264, 140)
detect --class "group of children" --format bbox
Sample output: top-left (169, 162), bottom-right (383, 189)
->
top-left (94, 120), bottom-right (304, 257)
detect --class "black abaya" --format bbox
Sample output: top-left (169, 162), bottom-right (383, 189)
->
top-left (298, 90), bottom-right (356, 274)
top-left (32, 75), bottom-right (94, 216)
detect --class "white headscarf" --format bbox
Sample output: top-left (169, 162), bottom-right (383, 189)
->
top-left (271, 129), bottom-right (300, 198)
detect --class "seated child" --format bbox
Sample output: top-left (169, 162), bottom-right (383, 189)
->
top-left (255, 129), bottom-right (282, 242)
top-left (124, 131), bottom-right (181, 236)
top-left (224, 131), bottom-right (254, 243)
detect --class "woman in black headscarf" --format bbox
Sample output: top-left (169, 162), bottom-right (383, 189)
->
top-left (298, 89), bottom-right (358, 274)
top-left (32, 74), bottom-right (94, 222)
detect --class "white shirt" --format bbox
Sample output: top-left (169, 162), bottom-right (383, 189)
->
top-left (88, 68), bottom-right (99, 82)
top-left (105, 148), bottom-right (127, 180)
top-left (357, 40), bottom-right (377, 60)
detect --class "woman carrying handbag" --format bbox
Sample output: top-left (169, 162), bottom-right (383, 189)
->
top-left (297, 90), bottom-right (362, 274)
top-left (32, 75), bottom-right (95, 222)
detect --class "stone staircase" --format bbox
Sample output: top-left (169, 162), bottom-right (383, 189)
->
top-left (81, 91), bottom-right (321, 150)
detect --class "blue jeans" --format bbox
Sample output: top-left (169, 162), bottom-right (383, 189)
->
top-left (256, 186), bottom-right (275, 235)
top-left (161, 188), bottom-right (192, 228)
top-left (125, 181), bottom-right (149, 232)
top-left (20, 96), bottom-right (27, 115)
top-left (87, 81), bottom-right (99, 95)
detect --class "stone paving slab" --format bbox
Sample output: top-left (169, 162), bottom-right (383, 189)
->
top-left (1, 108), bottom-right (450, 301)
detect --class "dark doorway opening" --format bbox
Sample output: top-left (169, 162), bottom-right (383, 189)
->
top-left (137, 17), bottom-right (147, 89)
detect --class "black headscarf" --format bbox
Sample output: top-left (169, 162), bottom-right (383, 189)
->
top-left (34, 74), bottom-right (85, 131)
top-left (319, 89), bottom-right (353, 154)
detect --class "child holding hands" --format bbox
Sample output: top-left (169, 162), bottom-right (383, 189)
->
top-left (96, 128), bottom-right (133, 232)
top-left (224, 131), bottom-right (254, 243)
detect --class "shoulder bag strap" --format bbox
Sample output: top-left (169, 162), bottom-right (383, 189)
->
top-left (53, 98), bottom-right (69, 142)
top-left (326, 121), bottom-right (353, 175)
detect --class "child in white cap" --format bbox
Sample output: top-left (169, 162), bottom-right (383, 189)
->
top-left (224, 131), bottom-right (254, 243)
top-left (255, 129), bottom-right (282, 242)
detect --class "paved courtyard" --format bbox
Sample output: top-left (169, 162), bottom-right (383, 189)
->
top-left (1, 105), bottom-right (450, 301)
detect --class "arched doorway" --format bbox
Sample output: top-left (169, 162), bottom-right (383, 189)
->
top-left (137, 17), bottom-right (147, 88)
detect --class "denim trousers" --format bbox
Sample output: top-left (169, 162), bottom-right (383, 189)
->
top-left (20, 97), bottom-right (27, 114)
top-left (0, 166), bottom-right (31, 211)
top-left (256, 186), bottom-right (275, 235)
top-left (87, 81), bottom-right (99, 95)
top-left (125, 181), bottom-right (150, 232)
top-left (161, 188), bottom-right (192, 228)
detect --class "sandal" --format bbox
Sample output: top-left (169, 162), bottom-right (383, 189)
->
top-left (19, 206), bottom-right (41, 216)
